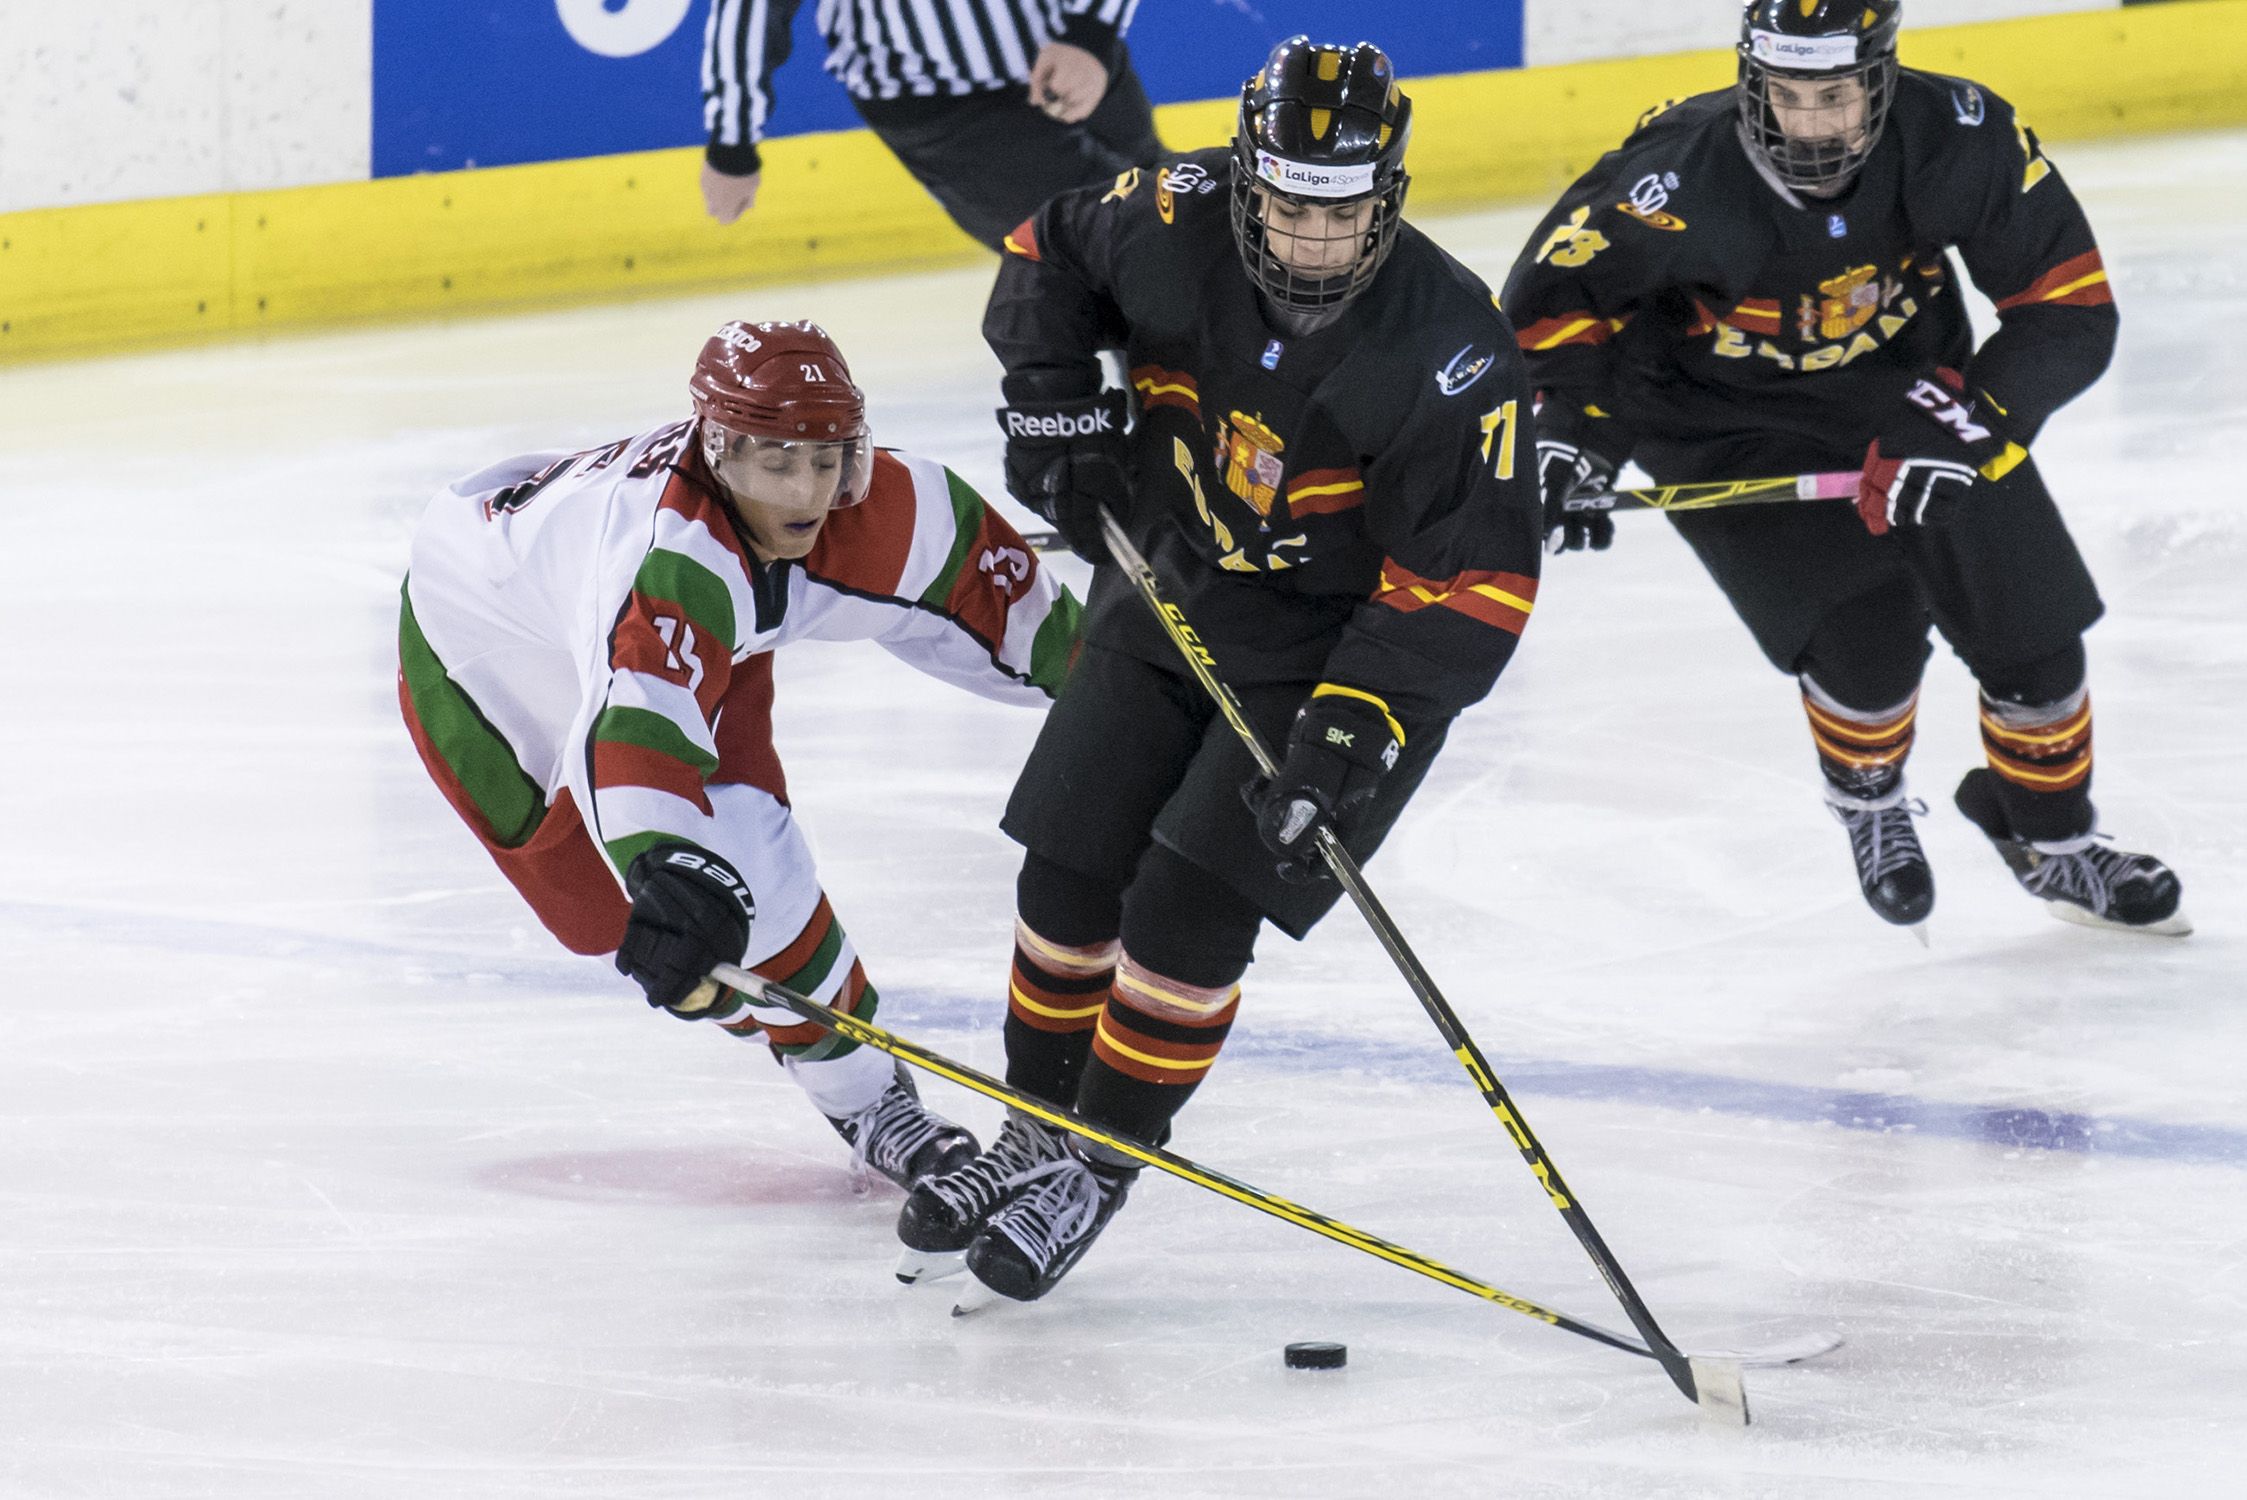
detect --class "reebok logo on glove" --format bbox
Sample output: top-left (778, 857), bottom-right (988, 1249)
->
top-left (1004, 407), bottom-right (1117, 440)
top-left (1905, 378), bottom-right (1993, 444)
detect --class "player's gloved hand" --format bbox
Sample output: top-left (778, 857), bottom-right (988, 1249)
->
top-left (1536, 439), bottom-right (1618, 553)
top-left (1242, 690), bottom-right (1403, 883)
top-left (1857, 368), bottom-right (2025, 535)
top-left (997, 374), bottom-right (1131, 566)
top-left (616, 843), bottom-right (756, 1017)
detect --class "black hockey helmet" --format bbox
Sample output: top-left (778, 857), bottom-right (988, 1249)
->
top-left (1737, 0), bottom-right (1901, 194)
top-left (1230, 36), bottom-right (1412, 315)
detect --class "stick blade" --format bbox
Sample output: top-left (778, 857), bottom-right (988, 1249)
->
top-left (1689, 1357), bottom-right (1751, 1426)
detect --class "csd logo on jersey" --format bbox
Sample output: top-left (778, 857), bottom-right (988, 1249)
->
top-left (1616, 171), bottom-right (1687, 231)
top-left (1215, 411), bottom-right (1286, 517)
top-left (1157, 161), bottom-right (1218, 223)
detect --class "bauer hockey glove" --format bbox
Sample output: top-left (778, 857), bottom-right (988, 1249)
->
top-left (997, 374), bottom-right (1131, 566)
top-left (1243, 690), bottom-right (1403, 883)
top-left (1536, 439), bottom-right (1618, 553)
top-left (617, 843), bottom-right (756, 1016)
top-left (1857, 368), bottom-right (2029, 535)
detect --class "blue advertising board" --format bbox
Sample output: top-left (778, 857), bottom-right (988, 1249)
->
top-left (372, 0), bottom-right (1525, 178)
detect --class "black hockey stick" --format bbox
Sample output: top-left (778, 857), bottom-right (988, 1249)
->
top-left (1094, 508), bottom-right (1714, 1406)
top-left (1017, 470), bottom-right (1858, 553)
top-left (707, 962), bottom-right (1823, 1418)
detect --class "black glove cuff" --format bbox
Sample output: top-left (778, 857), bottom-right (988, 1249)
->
top-left (624, 843), bottom-right (756, 924)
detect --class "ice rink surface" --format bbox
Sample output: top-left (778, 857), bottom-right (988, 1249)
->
top-left (3, 128), bottom-right (2243, 1498)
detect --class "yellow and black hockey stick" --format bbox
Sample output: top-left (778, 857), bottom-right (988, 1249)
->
top-left (1017, 470), bottom-right (1857, 553)
top-left (1562, 468), bottom-right (1859, 514)
top-left (1094, 508), bottom-right (1723, 1408)
top-left (707, 961), bottom-right (1815, 1421)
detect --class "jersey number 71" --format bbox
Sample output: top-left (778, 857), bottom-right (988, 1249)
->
top-left (1480, 400), bottom-right (1518, 480)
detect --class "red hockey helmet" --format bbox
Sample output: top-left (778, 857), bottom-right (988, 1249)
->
top-left (689, 320), bottom-right (874, 509)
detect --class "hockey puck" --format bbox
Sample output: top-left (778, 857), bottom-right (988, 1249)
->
top-left (1282, 1341), bottom-right (1347, 1371)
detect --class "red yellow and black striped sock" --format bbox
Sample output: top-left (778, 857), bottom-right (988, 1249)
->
top-left (1980, 686), bottom-right (2094, 842)
top-left (1801, 679), bottom-right (1918, 803)
top-left (1001, 921), bottom-right (1119, 1107)
top-left (1073, 957), bottom-right (1242, 1145)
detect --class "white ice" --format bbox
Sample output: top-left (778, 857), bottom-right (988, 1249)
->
top-left (2, 128), bottom-right (2243, 1498)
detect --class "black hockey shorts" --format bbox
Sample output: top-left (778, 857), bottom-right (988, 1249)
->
top-left (1001, 643), bottom-right (1449, 941)
top-left (1663, 453), bottom-right (2103, 681)
top-left (855, 48), bottom-right (1165, 251)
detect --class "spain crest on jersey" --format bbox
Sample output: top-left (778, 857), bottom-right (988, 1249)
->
top-left (1801, 264), bottom-right (1882, 343)
top-left (1216, 412), bottom-right (1286, 517)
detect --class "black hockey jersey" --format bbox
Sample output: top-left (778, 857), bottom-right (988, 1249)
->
top-left (985, 149), bottom-right (1545, 725)
top-left (1500, 72), bottom-right (2117, 481)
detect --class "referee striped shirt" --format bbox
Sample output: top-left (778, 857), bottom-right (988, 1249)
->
top-left (703, 0), bottom-right (1140, 174)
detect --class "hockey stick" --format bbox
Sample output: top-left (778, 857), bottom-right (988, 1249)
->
top-left (1094, 508), bottom-right (1714, 1407)
top-left (1017, 471), bottom-right (1857, 553)
top-left (709, 962), bottom-right (1822, 1417)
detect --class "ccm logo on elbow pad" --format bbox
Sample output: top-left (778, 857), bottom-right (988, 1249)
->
top-left (1005, 408), bottom-right (1117, 439)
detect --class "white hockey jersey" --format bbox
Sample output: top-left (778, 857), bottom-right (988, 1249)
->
top-left (400, 418), bottom-right (1077, 883)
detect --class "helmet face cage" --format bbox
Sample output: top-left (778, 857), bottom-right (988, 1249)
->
top-left (1738, 52), bottom-right (1897, 193)
top-left (1228, 37), bottom-right (1412, 316)
top-left (698, 421), bottom-right (874, 512)
top-left (1229, 167), bottom-right (1409, 315)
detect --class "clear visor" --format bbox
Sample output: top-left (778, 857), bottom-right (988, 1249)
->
top-left (700, 422), bottom-right (873, 513)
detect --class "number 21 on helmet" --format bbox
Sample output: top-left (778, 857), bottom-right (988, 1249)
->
top-left (688, 320), bottom-right (876, 515)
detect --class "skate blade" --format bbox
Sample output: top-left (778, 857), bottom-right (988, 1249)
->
top-left (2048, 900), bottom-right (2193, 937)
top-left (895, 1247), bottom-right (967, 1286)
top-left (951, 1282), bottom-right (1002, 1317)
top-left (1907, 921), bottom-right (1930, 948)
top-left (1688, 1357), bottom-right (1750, 1427)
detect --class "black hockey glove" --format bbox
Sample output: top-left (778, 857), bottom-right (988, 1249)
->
top-left (616, 843), bottom-right (755, 1016)
top-left (1242, 691), bottom-right (1403, 883)
top-left (1857, 368), bottom-right (2025, 535)
top-left (997, 376), bottom-right (1131, 566)
top-left (1536, 438), bottom-right (1618, 553)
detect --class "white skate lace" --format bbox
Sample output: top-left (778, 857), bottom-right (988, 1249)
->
top-left (2022, 836), bottom-right (2134, 918)
top-left (921, 1120), bottom-right (1058, 1222)
top-left (988, 1159), bottom-right (1101, 1269)
top-left (842, 1082), bottom-right (952, 1182)
top-left (1829, 796), bottom-right (1928, 882)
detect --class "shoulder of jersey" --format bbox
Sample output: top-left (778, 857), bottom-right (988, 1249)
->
top-left (1896, 66), bottom-right (2019, 132)
top-left (1365, 235), bottom-right (1523, 408)
top-left (1621, 88), bottom-right (1734, 152)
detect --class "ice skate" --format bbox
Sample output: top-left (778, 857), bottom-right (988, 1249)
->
top-left (961, 1146), bottom-right (1136, 1303)
top-left (1954, 769), bottom-right (2189, 935)
top-left (1825, 784), bottom-right (1935, 932)
top-left (894, 1112), bottom-right (1068, 1285)
top-left (826, 1064), bottom-right (979, 1197)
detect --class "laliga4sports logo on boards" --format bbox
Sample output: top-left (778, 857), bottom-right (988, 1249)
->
top-left (556, 0), bottom-right (694, 57)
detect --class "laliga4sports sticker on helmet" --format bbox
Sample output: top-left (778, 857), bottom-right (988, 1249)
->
top-left (1748, 29), bottom-right (1860, 70)
top-left (1255, 150), bottom-right (1378, 200)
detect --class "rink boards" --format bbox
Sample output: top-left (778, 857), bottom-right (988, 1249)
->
top-left (2, 1), bottom-right (2245, 364)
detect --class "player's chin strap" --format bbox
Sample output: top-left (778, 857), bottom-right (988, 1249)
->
top-left (1095, 506), bottom-right (1723, 1410)
top-left (1012, 470), bottom-right (1859, 554)
top-left (708, 961), bottom-right (1834, 1421)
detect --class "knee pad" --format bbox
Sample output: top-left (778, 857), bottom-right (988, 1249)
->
top-left (1117, 844), bottom-right (1263, 990)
